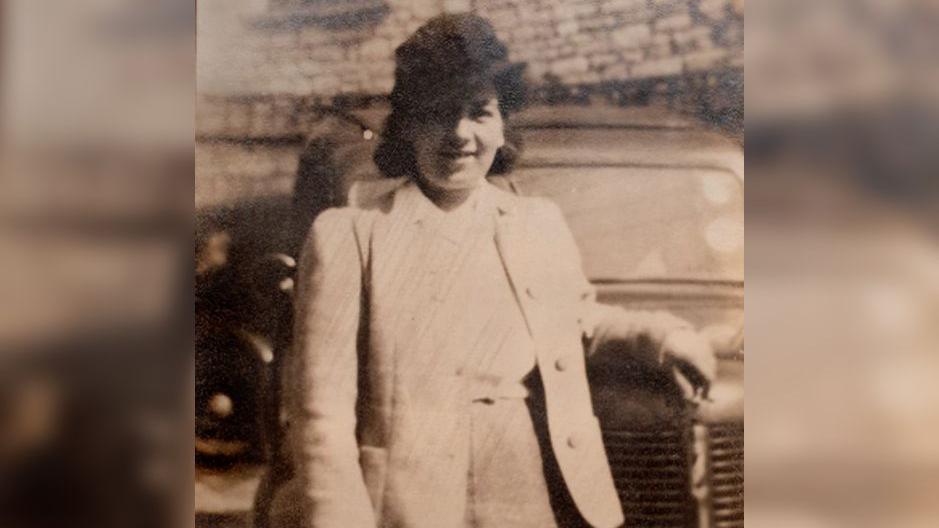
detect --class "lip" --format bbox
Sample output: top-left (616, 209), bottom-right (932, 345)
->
top-left (439, 150), bottom-right (477, 159)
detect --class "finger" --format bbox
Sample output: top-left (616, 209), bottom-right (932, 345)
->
top-left (674, 345), bottom-right (717, 382)
top-left (660, 333), bottom-right (717, 380)
top-left (672, 366), bottom-right (696, 400)
top-left (672, 358), bottom-right (712, 396)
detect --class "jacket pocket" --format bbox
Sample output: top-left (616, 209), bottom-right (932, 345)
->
top-left (359, 445), bottom-right (388, 518)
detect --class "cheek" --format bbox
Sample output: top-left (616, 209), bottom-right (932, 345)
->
top-left (480, 123), bottom-right (505, 153)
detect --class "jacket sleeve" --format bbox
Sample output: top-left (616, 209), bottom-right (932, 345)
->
top-left (284, 208), bottom-right (376, 528)
top-left (543, 201), bottom-right (694, 358)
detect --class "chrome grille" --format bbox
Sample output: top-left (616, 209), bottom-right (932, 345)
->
top-left (603, 429), bottom-right (696, 527)
top-left (707, 423), bottom-right (744, 528)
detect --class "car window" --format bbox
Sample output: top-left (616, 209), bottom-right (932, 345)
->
top-left (511, 166), bottom-right (743, 282)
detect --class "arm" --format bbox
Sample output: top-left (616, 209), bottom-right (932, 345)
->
top-left (284, 208), bottom-right (376, 528)
top-left (586, 304), bottom-right (716, 398)
top-left (545, 202), bottom-right (716, 396)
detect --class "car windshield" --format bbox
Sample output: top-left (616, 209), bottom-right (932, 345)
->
top-left (511, 166), bottom-right (743, 283)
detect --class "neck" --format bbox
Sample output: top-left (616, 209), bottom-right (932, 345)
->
top-left (416, 179), bottom-right (477, 211)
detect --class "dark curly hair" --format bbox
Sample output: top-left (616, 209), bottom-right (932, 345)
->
top-left (374, 14), bottom-right (527, 180)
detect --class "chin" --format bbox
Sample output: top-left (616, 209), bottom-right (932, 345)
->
top-left (428, 171), bottom-right (486, 191)
top-left (442, 180), bottom-right (485, 193)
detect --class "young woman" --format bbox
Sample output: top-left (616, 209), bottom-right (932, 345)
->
top-left (272, 14), bottom-right (714, 528)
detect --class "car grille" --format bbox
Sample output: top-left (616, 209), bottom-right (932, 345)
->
top-left (603, 422), bottom-right (744, 528)
top-left (707, 423), bottom-right (744, 528)
top-left (603, 428), bottom-right (696, 527)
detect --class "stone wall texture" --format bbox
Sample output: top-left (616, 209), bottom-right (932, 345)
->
top-left (197, 0), bottom-right (743, 210)
top-left (223, 0), bottom-right (742, 97)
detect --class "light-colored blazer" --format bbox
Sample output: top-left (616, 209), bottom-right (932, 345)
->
top-left (272, 178), bottom-right (691, 528)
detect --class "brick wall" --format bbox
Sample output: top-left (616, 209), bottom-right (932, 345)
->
top-left (223, 0), bottom-right (742, 97)
top-left (197, 0), bottom-right (743, 211)
top-left (196, 140), bottom-right (302, 208)
top-left (479, 0), bottom-right (741, 85)
top-left (233, 0), bottom-right (443, 95)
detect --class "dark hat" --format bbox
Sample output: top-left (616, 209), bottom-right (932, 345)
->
top-left (390, 14), bottom-right (526, 116)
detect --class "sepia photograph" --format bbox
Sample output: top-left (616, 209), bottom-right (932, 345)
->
top-left (196, 1), bottom-right (743, 527)
top-left (4, 1), bottom-right (939, 528)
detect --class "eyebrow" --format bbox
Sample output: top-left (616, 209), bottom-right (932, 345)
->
top-left (471, 98), bottom-right (497, 108)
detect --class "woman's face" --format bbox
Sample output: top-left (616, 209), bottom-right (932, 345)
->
top-left (410, 95), bottom-right (505, 193)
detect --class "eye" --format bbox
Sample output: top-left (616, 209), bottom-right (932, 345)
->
top-left (469, 102), bottom-right (494, 120)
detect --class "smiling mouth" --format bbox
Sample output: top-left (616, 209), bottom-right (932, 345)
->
top-left (440, 150), bottom-right (476, 159)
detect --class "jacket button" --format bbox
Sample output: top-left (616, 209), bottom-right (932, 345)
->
top-left (567, 434), bottom-right (581, 449)
top-left (555, 356), bottom-right (570, 372)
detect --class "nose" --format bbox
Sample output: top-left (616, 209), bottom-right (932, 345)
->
top-left (446, 115), bottom-right (475, 149)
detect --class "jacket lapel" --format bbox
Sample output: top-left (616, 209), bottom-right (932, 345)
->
top-left (491, 187), bottom-right (541, 338)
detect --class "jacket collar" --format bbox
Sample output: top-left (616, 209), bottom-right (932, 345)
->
top-left (390, 178), bottom-right (516, 225)
top-left (351, 176), bottom-right (518, 217)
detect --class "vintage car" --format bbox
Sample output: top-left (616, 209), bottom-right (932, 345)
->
top-left (195, 100), bottom-right (743, 528)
